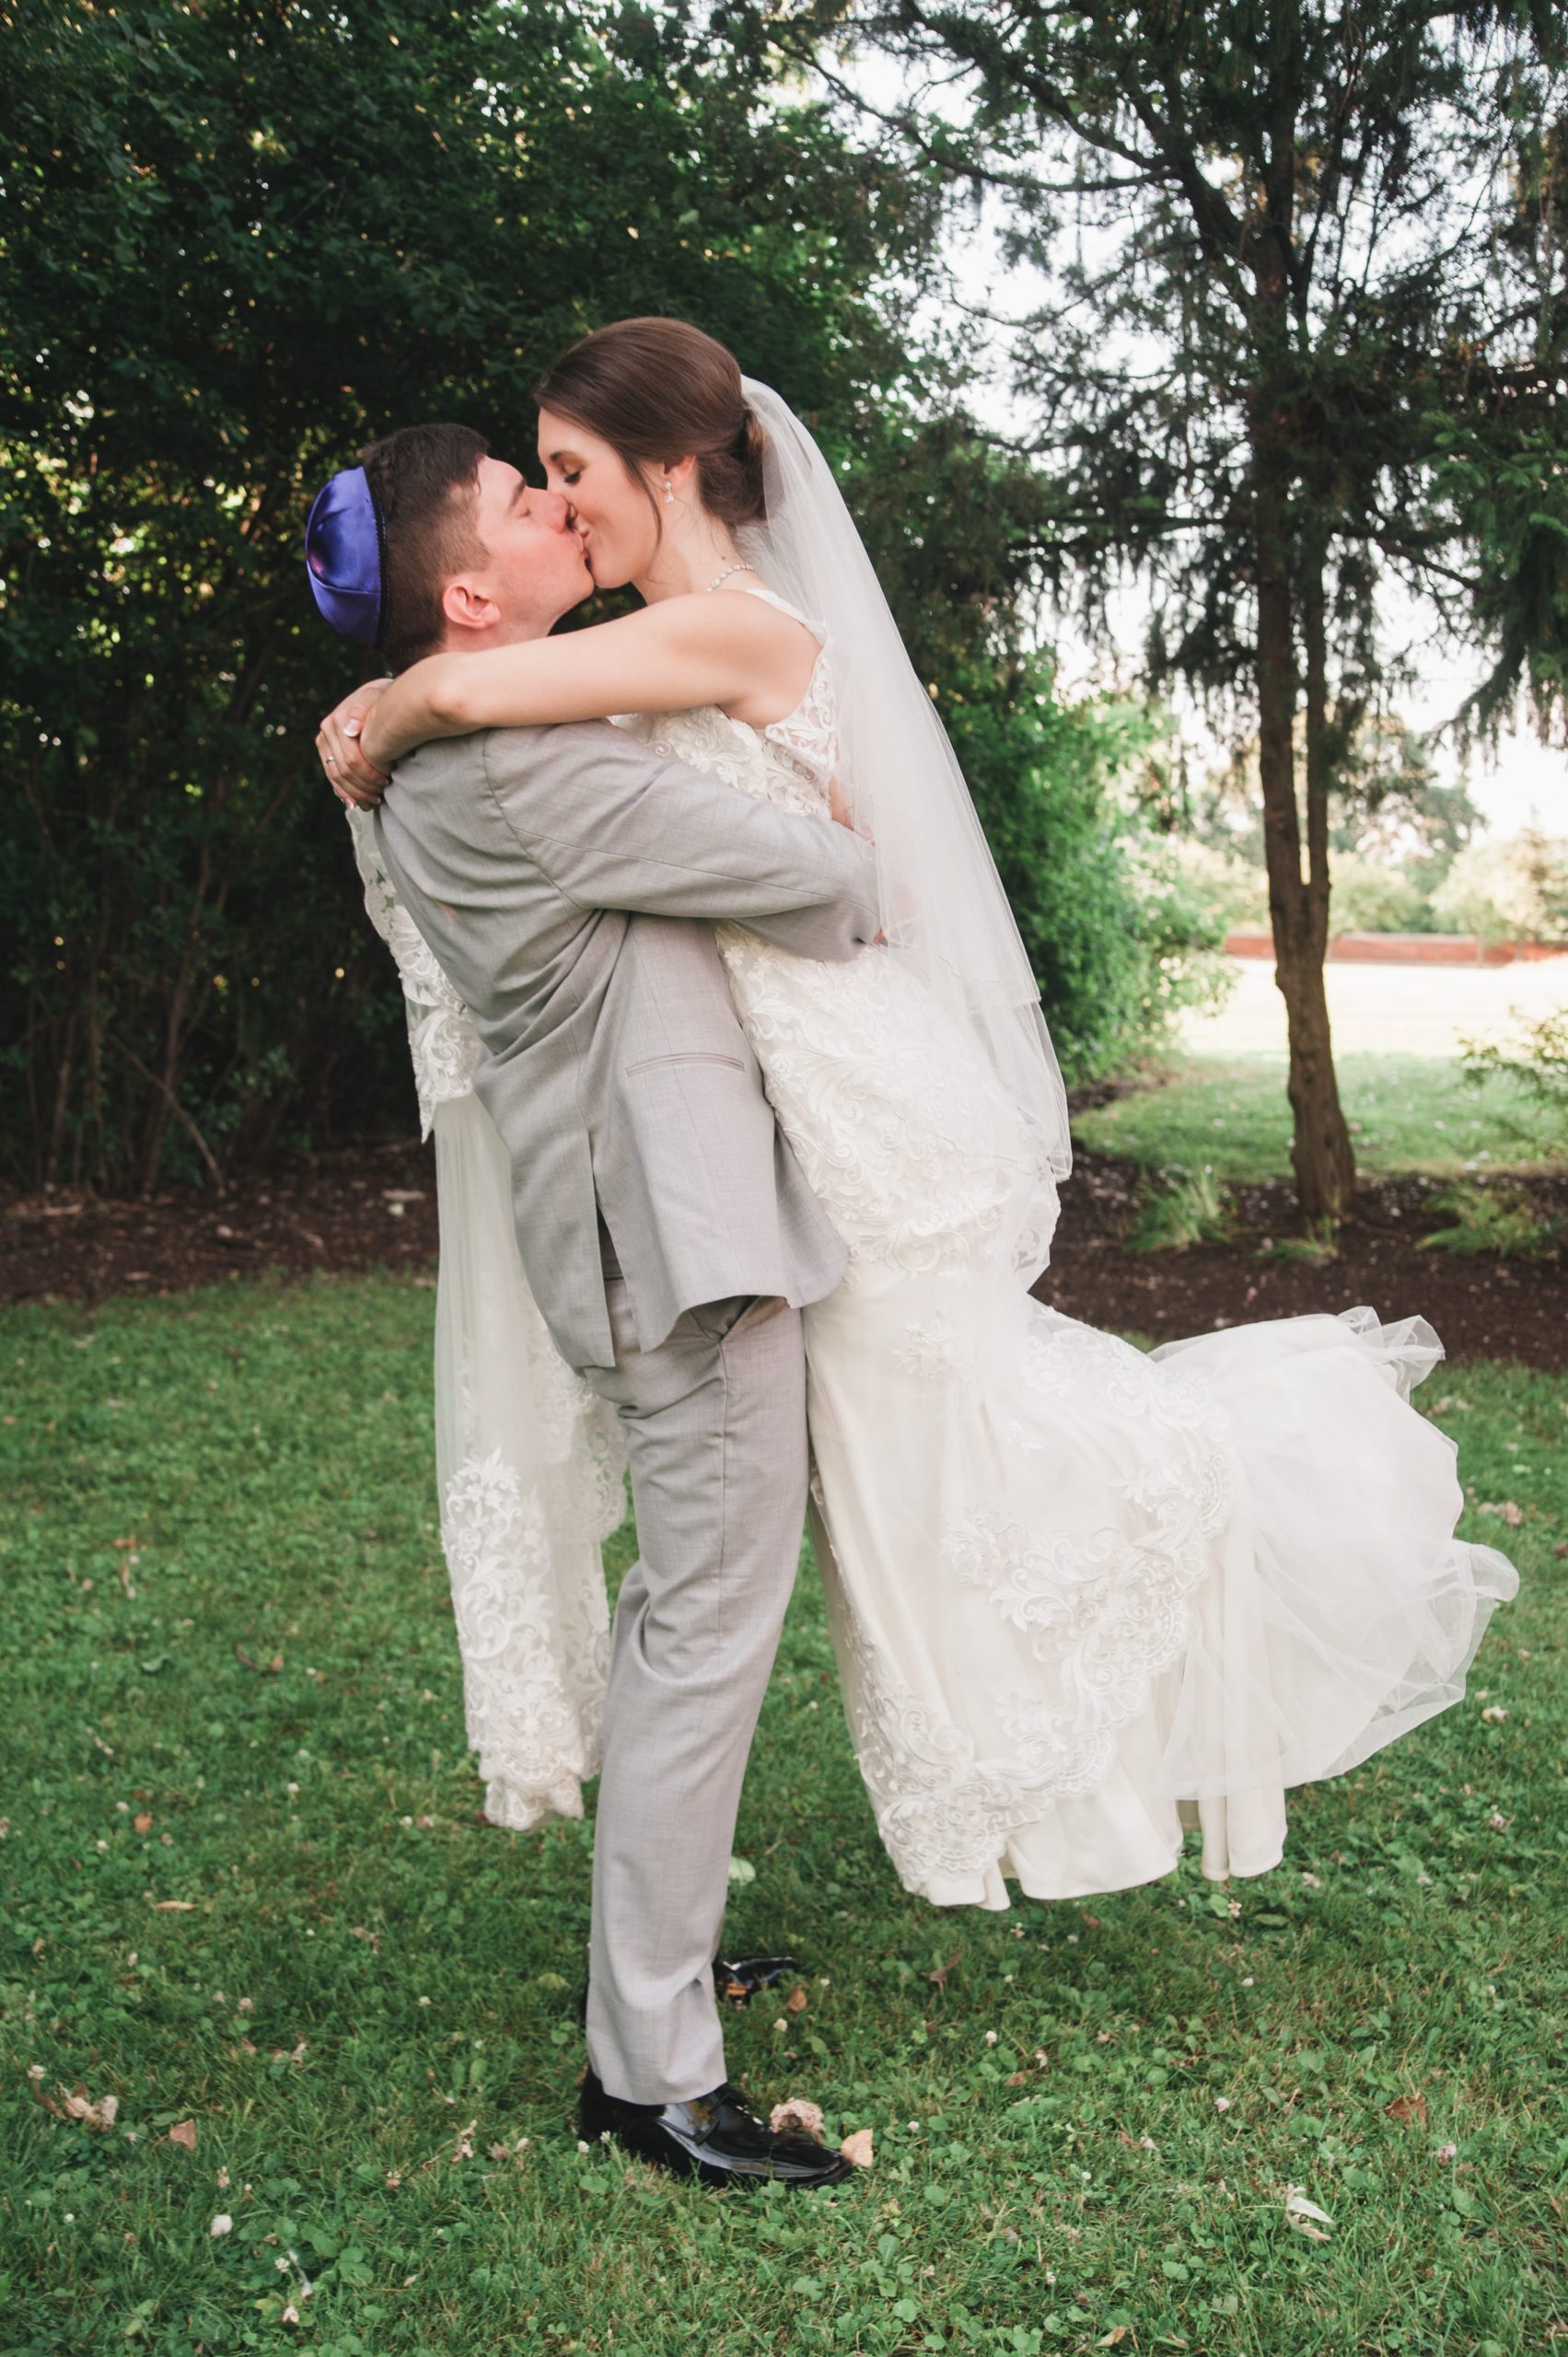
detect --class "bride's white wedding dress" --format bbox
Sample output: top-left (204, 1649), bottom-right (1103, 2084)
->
top-left (620, 585), bottom-right (1519, 1907)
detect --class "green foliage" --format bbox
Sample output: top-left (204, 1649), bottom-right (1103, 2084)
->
top-left (0, 0), bottom-right (1193, 1188)
top-left (1259, 1218), bottom-right (1342, 1264)
top-left (1127, 1164), bottom-right (1234, 1253)
top-left (1463, 1006), bottom-right (1568, 1128)
top-left (1326, 853), bottom-right (1429, 937)
top-left (1173, 841), bottom-right (1434, 938)
top-left (795, 0), bottom-right (1568, 1213)
top-left (936, 660), bottom-right (1229, 1079)
top-left (1, 1273), bottom-right (1562, 2351)
top-left (0, 0), bottom-right (933, 1189)
top-left (1433, 831), bottom-right (1568, 948)
top-left (1170, 841), bottom-right (1271, 935)
top-left (1419, 1180), bottom-right (1564, 1260)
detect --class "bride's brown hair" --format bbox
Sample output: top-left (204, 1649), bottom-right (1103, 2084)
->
top-left (535, 317), bottom-right (768, 528)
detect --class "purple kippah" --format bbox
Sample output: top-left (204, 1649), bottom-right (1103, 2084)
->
top-left (304, 466), bottom-right (388, 646)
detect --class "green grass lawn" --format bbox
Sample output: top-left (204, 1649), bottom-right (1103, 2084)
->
top-left (1072, 1052), bottom-right (1563, 1183)
top-left (2, 1272), bottom-right (1563, 2356)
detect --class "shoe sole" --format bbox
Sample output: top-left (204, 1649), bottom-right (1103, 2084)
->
top-left (585, 2122), bottom-right (853, 2191)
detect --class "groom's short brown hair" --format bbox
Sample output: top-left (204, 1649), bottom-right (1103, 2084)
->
top-left (357, 423), bottom-right (489, 670)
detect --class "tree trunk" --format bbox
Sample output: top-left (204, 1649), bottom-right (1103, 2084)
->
top-left (1250, 418), bottom-right (1356, 1224)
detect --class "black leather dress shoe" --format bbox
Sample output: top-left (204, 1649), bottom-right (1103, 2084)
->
top-left (714, 1952), bottom-right (798, 2003)
top-left (578, 2065), bottom-right (853, 2189)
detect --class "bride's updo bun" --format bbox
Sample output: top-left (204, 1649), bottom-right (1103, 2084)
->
top-left (536, 317), bottom-right (768, 528)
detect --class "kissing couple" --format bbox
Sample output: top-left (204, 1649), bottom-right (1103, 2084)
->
top-left (306, 316), bottom-right (1516, 2190)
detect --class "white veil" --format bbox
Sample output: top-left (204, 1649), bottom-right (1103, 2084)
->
top-left (737, 378), bottom-right (1072, 1264)
top-left (347, 807), bottom-right (623, 1834)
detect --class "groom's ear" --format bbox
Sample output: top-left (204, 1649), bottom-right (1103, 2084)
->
top-left (439, 575), bottom-right (501, 638)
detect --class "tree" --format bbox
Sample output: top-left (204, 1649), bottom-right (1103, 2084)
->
top-left (763, 0), bottom-right (1568, 1218)
top-left (0, 0), bottom-right (934, 1189)
top-left (2, 0), bottom-right (1202, 1191)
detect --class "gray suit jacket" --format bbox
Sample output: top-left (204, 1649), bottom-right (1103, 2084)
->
top-left (374, 716), bottom-right (881, 1368)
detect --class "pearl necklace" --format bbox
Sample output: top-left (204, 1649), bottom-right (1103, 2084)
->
top-left (705, 561), bottom-right (758, 594)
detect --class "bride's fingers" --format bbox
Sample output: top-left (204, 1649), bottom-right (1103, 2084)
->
top-left (318, 715), bottom-right (387, 806)
top-left (332, 715), bottom-right (390, 795)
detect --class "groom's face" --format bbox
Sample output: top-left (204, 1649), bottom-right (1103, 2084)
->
top-left (456, 456), bottom-right (593, 637)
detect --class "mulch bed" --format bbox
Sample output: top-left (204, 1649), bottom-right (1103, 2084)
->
top-left (4, 1138), bottom-right (1564, 1372)
top-left (1040, 1154), bottom-right (1568, 1373)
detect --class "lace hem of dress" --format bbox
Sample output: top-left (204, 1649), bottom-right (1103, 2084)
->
top-left (814, 1314), bottom-right (1232, 1898)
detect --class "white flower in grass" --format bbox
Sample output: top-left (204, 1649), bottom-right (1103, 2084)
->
top-left (210, 2214), bottom-right (233, 2237)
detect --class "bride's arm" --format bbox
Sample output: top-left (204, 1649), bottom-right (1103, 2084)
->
top-left (357, 596), bottom-right (805, 771)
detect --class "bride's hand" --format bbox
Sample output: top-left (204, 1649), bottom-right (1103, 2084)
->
top-left (316, 679), bottom-right (392, 809)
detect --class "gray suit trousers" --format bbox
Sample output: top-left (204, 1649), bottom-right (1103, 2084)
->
top-left (578, 1237), bottom-right (808, 2105)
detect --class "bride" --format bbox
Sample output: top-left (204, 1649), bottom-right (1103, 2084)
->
top-left (317, 317), bottom-right (1517, 1908)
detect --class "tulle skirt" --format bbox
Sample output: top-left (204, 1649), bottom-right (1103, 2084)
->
top-left (803, 1271), bottom-right (1518, 1907)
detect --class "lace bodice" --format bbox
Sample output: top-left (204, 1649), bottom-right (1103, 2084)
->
top-left (619, 586), bottom-right (839, 823)
top-left (619, 589), bottom-right (1048, 1283)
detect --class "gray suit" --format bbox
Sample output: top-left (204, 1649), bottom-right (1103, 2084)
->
top-left (375, 718), bottom-right (878, 1367)
top-left (375, 716), bottom-right (879, 2104)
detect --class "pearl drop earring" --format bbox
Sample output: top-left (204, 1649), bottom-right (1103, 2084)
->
top-left (663, 477), bottom-right (675, 505)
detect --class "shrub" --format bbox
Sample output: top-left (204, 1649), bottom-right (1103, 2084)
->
top-left (1127, 1165), bottom-right (1234, 1251)
top-left (1419, 1179), bottom-right (1562, 1259)
top-left (1432, 830), bottom-right (1568, 946)
top-left (1461, 1007), bottom-right (1568, 1127)
top-left (1328, 853), bottom-right (1429, 935)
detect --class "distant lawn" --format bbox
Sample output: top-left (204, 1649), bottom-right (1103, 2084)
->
top-left (2, 1271), bottom-right (1562, 2354)
top-left (1073, 1051), bottom-right (1564, 1184)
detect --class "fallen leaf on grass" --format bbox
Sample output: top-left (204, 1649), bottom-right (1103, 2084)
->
top-left (1284, 2187), bottom-right (1333, 2240)
top-left (1478, 1501), bottom-right (1523, 1527)
top-left (926, 1948), bottom-right (962, 1989)
top-left (1098, 2332), bottom-right (1128, 2349)
top-left (770, 2097), bottom-right (825, 2140)
top-left (235, 1643), bottom-right (285, 1675)
top-left (134, 1813), bottom-right (153, 1835)
top-left (168, 2119), bottom-right (197, 2151)
top-left (839, 2127), bottom-right (875, 2168)
top-left (40, 2085), bottom-right (119, 2131)
top-left (1385, 2093), bottom-right (1426, 2126)
top-left (154, 1899), bottom-right (195, 1912)
top-left (784, 1985), bottom-right (808, 2014)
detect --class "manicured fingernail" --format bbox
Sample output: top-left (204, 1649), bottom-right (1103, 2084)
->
top-left (343, 718), bottom-right (361, 737)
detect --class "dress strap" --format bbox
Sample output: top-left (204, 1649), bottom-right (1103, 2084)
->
top-left (730, 578), bottom-right (828, 646)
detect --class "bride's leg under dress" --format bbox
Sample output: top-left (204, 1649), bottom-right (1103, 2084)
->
top-left (803, 1267), bottom-right (1517, 1910)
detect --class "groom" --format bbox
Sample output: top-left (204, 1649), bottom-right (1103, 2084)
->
top-left (305, 427), bottom-right (878, 2189)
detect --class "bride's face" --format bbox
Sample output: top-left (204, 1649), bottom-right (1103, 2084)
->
top-left (537, 406), bottom-right (668, 590)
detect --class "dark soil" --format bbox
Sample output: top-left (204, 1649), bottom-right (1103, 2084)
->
top-left (4, 1138), bottom-right (1564, 1371)
top-left (1040, 1153), bottom-right (1568, 1372)
top-left (1, 1140), bottom-right (443, 1309)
